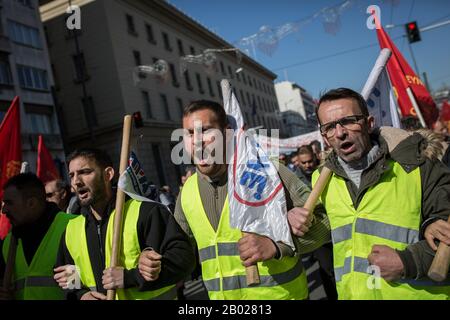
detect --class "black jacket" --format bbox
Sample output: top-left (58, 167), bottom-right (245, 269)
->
top-left (322, 129), bottom-right (450, 279)
top-left (55, 199), bottom-right (195, 300)
top-left (0, 202), bottom-right (61, 281)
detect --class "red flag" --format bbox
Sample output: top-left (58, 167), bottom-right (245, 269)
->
top-left (0, 97), bottom-right (22, 239)
top-left (440, 101), bottom-right (450, 122)
top-left (37, 135), bottom-right (60, 184)
top-left (376, 27), bottom-right (438, 127)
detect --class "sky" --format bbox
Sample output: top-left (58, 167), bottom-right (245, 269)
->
top-left (168, 0), bottom-right (450, 99)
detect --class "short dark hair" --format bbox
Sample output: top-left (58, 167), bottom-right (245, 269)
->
top-left (310, 140), bottom-right (321, 151)
top-left (401, 116), bottom-right (422, 131)
top-left (50, 179), bottom-right (71, 194)
top-left (297, 145), bottom-right (315, 157)
top-left (3, 173), bottom-right (46, 201)
top-left (67, 148), bottom-right (113, 170)
top-left (183, 100), bottom-right (228, 129)
top-left (317, 88), bottom-right (369, 124)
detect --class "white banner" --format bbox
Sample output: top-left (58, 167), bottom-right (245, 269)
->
top-left (254, 130), bottom-right (322, 155)
top-left (222, 80), bottom-right (294, 249)
top-left (361, 48), bottom-right (401, 128)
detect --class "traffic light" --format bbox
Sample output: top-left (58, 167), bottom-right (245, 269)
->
top-left (133, 111), bottom-right (143, 128)
top-left (405, 21), bottom-right (421, 43)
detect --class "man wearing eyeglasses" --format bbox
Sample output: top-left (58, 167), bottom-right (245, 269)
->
top-left (309, 88), bottom-right (450, 300)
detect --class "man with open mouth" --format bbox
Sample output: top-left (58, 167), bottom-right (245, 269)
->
top-left (312, 87), bottom-right (450, 300)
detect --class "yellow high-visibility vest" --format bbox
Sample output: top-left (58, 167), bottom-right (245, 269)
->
top-left (65, 199), bottom-right (176, 300)
top-left (2, 212), bottom-right (76, 300)
top-left (312, 160), bottom-right (450, 300)
top-left (181, 173), bottom-right (308, 300)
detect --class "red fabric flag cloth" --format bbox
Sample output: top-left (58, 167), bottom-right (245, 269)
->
top-left (0, 96), bottom-right (22, 239)
top-left (37, 135), bottom-right (60, 184)
top-left (440, 101), bottom-right (450, 122)
top-left (376, 27), bottom-right (439, 127)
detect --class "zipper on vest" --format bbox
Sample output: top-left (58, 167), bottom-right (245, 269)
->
top-left (97, 224), bottom-right (104, 262)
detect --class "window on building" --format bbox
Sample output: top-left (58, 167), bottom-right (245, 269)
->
top-left (0, 56), bottom-right (12, 85)
top-left (236, 72), bottom-right (241, 82)
top-left (242, 72), bottom-right (247, 85)
top-left (220, 61), bottom-right (225, 75)
top-left (133, 50), bottom-right (141, 66)
top-left (17, 65), bottom-right (49, 91)
top-left (246, 92), bottom-right (251, 106)
top-left (146, 24), bottom-right (156, 44)
top-left (17, 0), bottom-right (33, 7)
top-left (227, 65), bottom-right (234, 79)
top-left (160, 94), bottom-right (171, 120)
top-left (142, 91), bottom-right (152, 119)
top-left (196, 73), bottom-right (204, 94)
top-left (8, 20), bottom-right (42, 49)
top-left (82, 96), bottom-right (98, 127)
top-left (152, 144), bottom-right (166, 186)
top-left (177, 39), bottom-right (184, 56)
top-left (169, 63), bottom-right (179, 87)
top-left (162, 32), bottom-right (172, 51)
top-left (207, 77), bottom-right (214, 97)
top-left (248, 75), bottom-right (252, 87)
top-left (72, 52), bottom-right (88, 82)
top-left (184, 70), bottom-right (193, 91)
top-left (126, 14), bottom-right (137, 36)
top-left (29, 113), bottom-right (53, 134)
top-left (217, 81), bottom-right (222, 100)
top-left (240, 90), bottom-right (246, 106)
top-left (176, 97), bottom-right (183, 119)
top-left (190, 46), bottom-right (195, 55)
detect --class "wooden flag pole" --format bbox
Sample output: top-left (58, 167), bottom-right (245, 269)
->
top-left (107, 115), bottom-right (132, 300)
top-left (428, 215), bottom-right (450, 282)
top-left (243, 231), bottom-right (261, 286)
top-left (303, 166), bottom-right (332, 214)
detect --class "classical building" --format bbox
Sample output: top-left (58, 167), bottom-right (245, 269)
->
top-left (275, 81), bottom-right (318, 136)
top-left (40, 0), bottom-right (282, 190)
top-left (0, 0), bottom-right (65, 174)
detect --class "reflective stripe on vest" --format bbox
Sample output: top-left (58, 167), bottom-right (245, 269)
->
top-left (65, 200), bottom-right (176, 300)
top-left (2, 212), bottom-right (76, 300)
top-left (313, 161), bottom-right (450, 300)
top-left (181, 173), bottom-right (308, 300)
top-left (332, 220), bottom-right (420, 245)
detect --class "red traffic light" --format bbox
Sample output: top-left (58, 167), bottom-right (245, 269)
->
top-left (133, 111), bottom-right (143, 128)
top-left (405, 21), bottom-right (421, 43)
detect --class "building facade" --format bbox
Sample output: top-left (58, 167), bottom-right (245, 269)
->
top-left (40, 0), bottom-right (282, 191)
top-left (275, 81), bottom-right (318, 136)
top-left (0, 0), bottom-right (65, 174)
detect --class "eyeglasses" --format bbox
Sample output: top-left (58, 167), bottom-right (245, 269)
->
top-left (320, 115), bottom-right (366, 137)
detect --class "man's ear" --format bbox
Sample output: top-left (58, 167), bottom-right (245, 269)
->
top-left (104, 167), bottom-right (115, 182)
top-left (60, 188), bottom-right (67, 199)
top-left (321, 133), bottom-right (332, 148)
top-left (367, 115), bottom-right (375, 133)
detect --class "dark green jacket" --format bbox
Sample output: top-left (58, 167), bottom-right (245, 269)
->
top-left (322, 128), bottom-right (450, 279)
